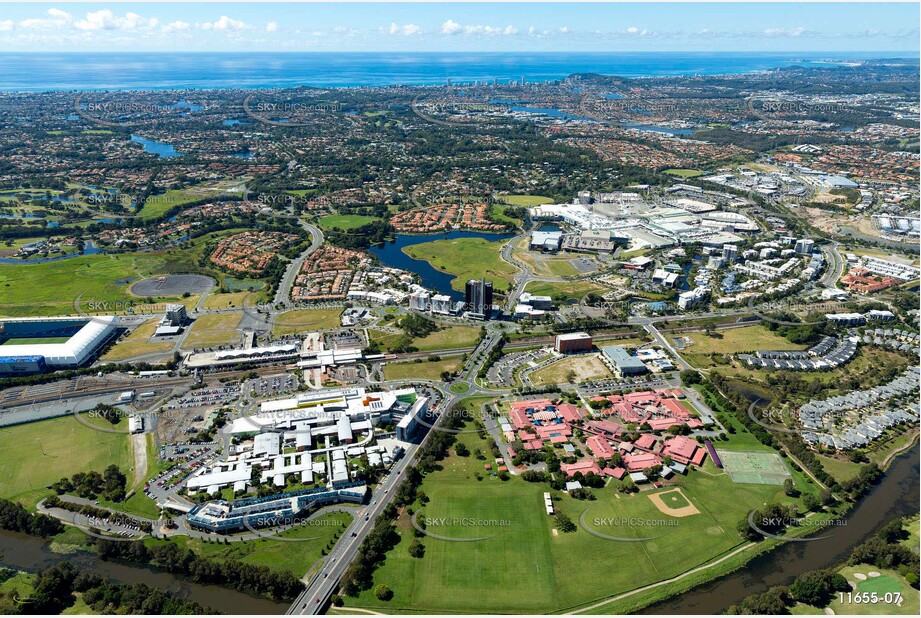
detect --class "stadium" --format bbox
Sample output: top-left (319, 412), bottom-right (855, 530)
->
top-left (0, 316), bottom-right (119, 375)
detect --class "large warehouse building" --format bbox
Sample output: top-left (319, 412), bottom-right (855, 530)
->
top-left (0, 316), bottom-right (119, 374)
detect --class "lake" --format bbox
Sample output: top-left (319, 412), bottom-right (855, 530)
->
top-left (368, 231), bottom-right (514, 299)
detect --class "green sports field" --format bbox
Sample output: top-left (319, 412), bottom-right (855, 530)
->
top-left (716, 449), bottom-right (792, 485)
top-left (0, 336), bottom-right (71, 345)
top-left (0, 414), bottom-right (131, 508)
top-left (501, 195), bottom-right (554, 206)
top-left (317, 214), bottom-right (382, 230)
top-left (346, 399), bottom-right (816, 614)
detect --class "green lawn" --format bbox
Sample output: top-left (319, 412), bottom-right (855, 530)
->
top-left (825, 566), bottom-right (919, 615)
top-left (317, 214), bottom-right (382, 230)
top-left (383, 357), bottom-right (462, 381)
top-left (345, 399), bottom-right (816, 614)
top-left (403, 238), bottom-right (517, 292)
top-left (370, 325), bottom-right (481, 353)
top-left (681, 325), bottom-right (806, 368)
top-left (150, 511), bottom-right (353, 576)
top-left (525, 279), bottom-right (607, 302)
top-left (183, 313), bottom-right (243, 348)
top-left (0, 252), bottom-right (163, 317)
top-left (271, 308), bottom-right (342, 337)
top-left (0, 415), bottom-right (131, 509)
top-left (501, 195), bottom-right (554, 207)
top-left (664, 168), bottom-right (704, 178)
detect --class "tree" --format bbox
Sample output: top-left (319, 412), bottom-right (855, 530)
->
top-left (803, 493), bottom-right (820, 512)
top-left (374, 584), bottom-right (393, 601)
top-left (454, 443), bottom-right (470, 457)
top-left (555, 512), bottom-right (576, 533)
top-left (783, 478), bottom-right (799, 498)
top-left (408, 539), bottom-right (425, 558)
top-left (680, 369), bottom-right (702, 385)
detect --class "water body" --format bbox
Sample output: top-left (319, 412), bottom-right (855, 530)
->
top-left (622, 123), bottom-right (697, 136)
top-left (0, 52), bottom-right (905, 92)
top-left (0, 241), bottom-right (101, 265)
top-left (508, 105), bottom-right (595, 122)
top-left (0, 531), bottom-right (287, 614)
top-left (368, 231), bottom-right (514, 300)
top-left (644, 446), bottom-right (920, 614)
top-left (130, 134), bottom-right (181, 158)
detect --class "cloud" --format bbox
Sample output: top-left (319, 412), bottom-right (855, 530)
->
top-left (162, 20), bottom-right (190, 33)
top-left (18, 8), bottom-right (73, 30)
top-left (200, 16), bottom-right (247, 31)
top-left (388, 22), bottom-right (422, 36)
top-left (266, 21), bottom-right (279, 33)
top-left (441, 19), bottom-right (462, 35)
top-left (75, 10), bottom-right (158, 31)
top-left (762, 26), bottom-right (806, 37)
top-left (439, 20), bottom-right (520, 36)
top-left (0, 20), bottom-right (13, 31)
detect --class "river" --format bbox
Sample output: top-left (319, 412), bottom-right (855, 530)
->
top-left (644, 446), bottom-right (920, 614)
top-left (0, 531), bottom-right (289, 614)
top-left (368, 230), bottom-right (514, 300)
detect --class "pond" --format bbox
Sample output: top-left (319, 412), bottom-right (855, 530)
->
top-left (368, 230), bottom-right (514, 300)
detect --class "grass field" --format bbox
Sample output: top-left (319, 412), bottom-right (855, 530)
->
top-left (345, 398), bottom-right (817, 614)
top-left (489, 204), bottom-right (524, 227)
top-left (137, 180), bottom-right (241, 220)
top-left (826, 566), bottom-right (919, 615)
top-left (317, 214), bottom-right (382, 230)
top-left (680, 325), bottom-right (805, 368)
top-left (530, 354), bottom-right (612, 386)
top-left (371, 325), bottom-right (481, 353)
top-left (150, 511), bottom-right (352, 576)
top-left (0, 229), bottom-right (244, 317)
top-left (0, 336), bottom-right (71, 345)
top-left (664, 169), bottom-right (704, 178)
top-left (183, 313), bottom-right (243, 349)
top-left (403, 237), bottom-right (517, 292)
top-left (0, 252), bottom-right (163, 317)
top-left (524, 279), bottom-right (607, 302)
top-left (501, 195), bottom-right (554, 206)
top-left (383, 357), bottom-right (463, 381)
top-left (100, 318), bottom-right (174, 361)
top-left (201, 291), bottom-right (251, 310)
top-left (271, 308), bottom-right (342, 337)
top-left (0, 415), bottom-right (131, 508)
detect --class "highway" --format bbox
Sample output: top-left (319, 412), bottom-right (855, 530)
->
top-left (287, 389), bottom-right (461, 615)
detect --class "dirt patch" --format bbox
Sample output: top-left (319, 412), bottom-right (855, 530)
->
top-left (647, 488), bottom-right (700, 517)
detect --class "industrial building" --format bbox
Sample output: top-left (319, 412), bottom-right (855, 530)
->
top-left (601, 346), bottom-right (649, 377)
top-left (0, 316), bottom-right (119, 374)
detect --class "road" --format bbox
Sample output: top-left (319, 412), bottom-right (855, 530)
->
top-left (274, 221), bottom-right (324, 308)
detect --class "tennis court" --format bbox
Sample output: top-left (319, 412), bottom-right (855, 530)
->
top-left (716, 449), bottom-right (791, 485)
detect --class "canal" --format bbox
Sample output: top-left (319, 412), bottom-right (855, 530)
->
top-left (0, 531), bottom-right (289, 614)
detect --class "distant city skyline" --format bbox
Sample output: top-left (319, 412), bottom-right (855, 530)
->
top-left (0, 2), bottom-right (918, 53)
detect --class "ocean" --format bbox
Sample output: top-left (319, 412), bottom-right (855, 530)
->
top-left (0, 51), bottom-right (906, 92)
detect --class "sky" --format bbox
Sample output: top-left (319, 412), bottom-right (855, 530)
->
top-left (0, 2), bottom-right (918, 53)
